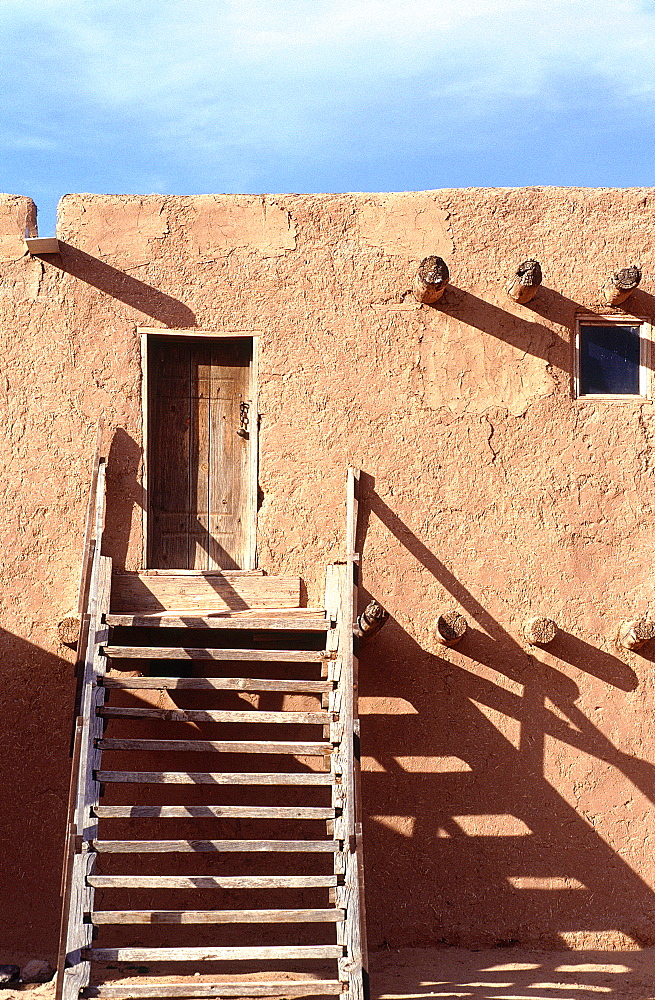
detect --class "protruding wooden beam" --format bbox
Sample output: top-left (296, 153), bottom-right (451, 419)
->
top-left (523, 616), bottom-right (558, 646)
top-left (435, 610), bottom-right (467, 647)
top-left (603, 265), bottom-right (642, 306)
top-left (57, 611), bottom-right (81, 647)
top-left (355, 600), bottom-right (389, 641)
top-left (506, 259), bottom-right (542, 304)
top-left (25, 237), bottom-right (60, 255)
top-left (413, 256), bottom-right (450, 304)
top-left (617, 618), bottom-right (655, 651)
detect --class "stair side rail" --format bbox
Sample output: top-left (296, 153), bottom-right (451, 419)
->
top-left (326, 467), bottom-right (369, 1000)
top-left (56, 432), bottom-right (111, 1000)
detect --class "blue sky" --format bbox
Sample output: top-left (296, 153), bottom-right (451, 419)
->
top-left (2, 0), bottom-right (655, 235)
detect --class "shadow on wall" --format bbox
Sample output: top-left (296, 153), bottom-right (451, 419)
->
top-left (0, 628), bottom-right (75, 962)
top-left (434, 285), bottom-right (655, 374)
top-left (356, 472), bottom-right (655, 951)
top-left (49, 244), bottom-right (196, 327)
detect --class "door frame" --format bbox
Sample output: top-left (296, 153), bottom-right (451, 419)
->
top-left (138, 327), bottom-right (260, 571)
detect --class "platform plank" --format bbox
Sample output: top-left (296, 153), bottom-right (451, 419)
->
top-left (111, 574), bottom-right (301, 613)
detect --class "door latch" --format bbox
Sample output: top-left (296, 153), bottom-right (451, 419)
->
top-left (237, 401), bottom-right (250, 439)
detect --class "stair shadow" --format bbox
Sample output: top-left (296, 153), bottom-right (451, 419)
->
top-left (355, 476), bottom-right (655, 951)
top-left (369, 946), bottom-right (655, 1000)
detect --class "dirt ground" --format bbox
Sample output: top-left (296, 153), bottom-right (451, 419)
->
top-left (369, 948), bottom-right (655, 1000)
top-left (6, 949), bottom-right (655, 1000)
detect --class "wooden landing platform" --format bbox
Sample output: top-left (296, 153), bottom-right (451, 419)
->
top-left (110, 573), bottom-right (304, 614)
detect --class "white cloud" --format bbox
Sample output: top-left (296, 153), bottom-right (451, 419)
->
top-left (2, 0), bottom-right (655, 192)
top-left (4, 0), bottom-right (655, 115)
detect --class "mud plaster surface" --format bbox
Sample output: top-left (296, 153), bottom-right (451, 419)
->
top-left (3, 189), bottom-right (655, 958)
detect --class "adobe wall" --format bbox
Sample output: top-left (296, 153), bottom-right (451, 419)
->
top-left (2, 187), bottom-right (655, 959)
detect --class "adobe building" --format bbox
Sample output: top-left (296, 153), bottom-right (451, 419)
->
top-left (2, 187), bottom-right (655, 969)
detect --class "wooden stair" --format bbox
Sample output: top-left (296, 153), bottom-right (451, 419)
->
top-left (57, 459), bottom-right (367, 1000)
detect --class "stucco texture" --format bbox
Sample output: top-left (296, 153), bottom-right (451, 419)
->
top-left (2, 187), bottom-right (655, 959)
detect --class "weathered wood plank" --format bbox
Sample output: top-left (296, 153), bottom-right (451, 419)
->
top-left (95, 770), bottom-right (332, 785)
top-left (98, 708), bottom-right (330, 725)
top-left (135, 568), bottom-right (266, 575)
top-left (103, 676), bottom-right (331, 692)
top-left (189, 340), bottom-right (212, 570)
top-left (93, 840), bottom-right (340, 853)
top-left (84, 981), bottom-right (344, 998)
top-left (87, 875), bottom-right (338, 889)
top-left (103, 646), bottom-right (325, 662)
top-left (111, 573), bottom-right (301, 613)
top-left (89, 946), bottom-right (343, 962)
top-left (91, 909), bottom-right (345, 925)
top-left (147, 340), bottom-right (192, 569)
top-left (97, 739), bottom-right (332, 755)
top-left (93, 805), bottom-right (335, 819)
top-left (105, 614), bottom-right (329, 631)
top-left (59, 850), bottom-right (95, 1000)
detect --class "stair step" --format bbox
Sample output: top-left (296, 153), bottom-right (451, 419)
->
top-left (93, 806), bottom-right (336, 819)
top-left (91, 908), bottom-right (345, 924)
top-left (105, 614), bottom-right (330, 632)
top-left (97, 739), bottom-right (333, 755)
top-left (98, 707), bottom-right (331, 725)
top-left (83, 981), bottom-right (344, 997)
top-left (103, 676), bottom-right (332, 693)
top-left (95, 770), bottom-right (333, 785)
top-left (87, 875), bottom-right (338, 889)
top-left (103, 646), bottom-right (327, 662)
top-left (92, 840), bottom-right (340, 853)
top-left (89, 946), bottom-right (343, 962)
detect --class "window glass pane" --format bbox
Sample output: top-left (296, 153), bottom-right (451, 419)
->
top-left (579, 324), bottom-right (641, 395)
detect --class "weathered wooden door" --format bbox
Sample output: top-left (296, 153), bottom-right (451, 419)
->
top-left (146, 336), bottom-right (254, 570)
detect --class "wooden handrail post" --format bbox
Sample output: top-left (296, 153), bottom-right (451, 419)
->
top-left (56, 434), bottom-right (109, 1000)
top-left (330, 467), bottom-right (369, 1000)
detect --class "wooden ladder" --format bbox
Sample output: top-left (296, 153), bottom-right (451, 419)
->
top-left (57, 460), bottom-right (368, 1000)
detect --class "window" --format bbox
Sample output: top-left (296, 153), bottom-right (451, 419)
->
top-left (575, 317), bottom-right (651, 398)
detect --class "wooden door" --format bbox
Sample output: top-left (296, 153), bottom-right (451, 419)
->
top-left (146, 336), bottom-right (253, 569)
